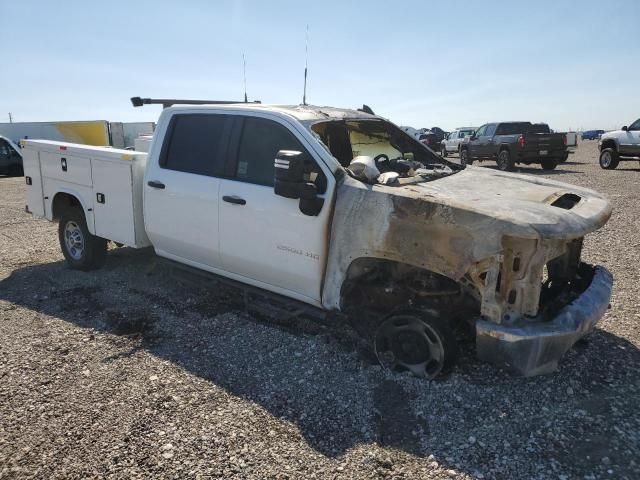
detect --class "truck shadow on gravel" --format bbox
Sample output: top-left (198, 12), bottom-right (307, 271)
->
top-left (1, 251), bottom-right (640, 477)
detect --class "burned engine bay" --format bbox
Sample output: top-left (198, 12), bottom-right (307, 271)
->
top-left (310, 119), bottom-right (460, 185)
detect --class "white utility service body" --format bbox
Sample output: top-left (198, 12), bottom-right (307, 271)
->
top-left (21, 140), bottom-right (150, 248)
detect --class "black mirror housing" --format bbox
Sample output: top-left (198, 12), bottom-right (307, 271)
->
top-left (622, 126), bottom-right (628, 131)
top-left (275, 150), bottom-right (306, 182)
top-left (273, 149), bottom-right (324, 216)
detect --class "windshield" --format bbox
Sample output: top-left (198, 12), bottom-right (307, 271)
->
top-left (310, 119), bottom-right (460, 185)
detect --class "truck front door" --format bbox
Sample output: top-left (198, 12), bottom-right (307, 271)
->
top-left (476, 123), bottom-right (497, 158)
top-left (623, 119), bottom-right (640, 156)
top-left (468, 125), bottom-right (487, 159)
top-left (144, 113), bottom-right (230, 269)
top-left (218, 115), bottom-right (334, 305)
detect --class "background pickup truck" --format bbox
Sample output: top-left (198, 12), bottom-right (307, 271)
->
top-left (440, 127), bottom-right (476, 157)
top-left (22, 99), bottom-right (613, 379)
top-left (460, 121), bottom-right (568, 170)
top-left (598, 117), bottom-right (640, 169)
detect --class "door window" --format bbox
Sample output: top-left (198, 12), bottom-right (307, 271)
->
top-left (628, 119), bottom-right (640, 131)
top-left (474, 125), bottom-right (487, 137)
top-left (485, 124), bottom-right (497, 136)
top-left (0, 140), bottom-right (9, 157)
top-left (234, 117), bottom-right (326, 192)
top-left (160, 114), bottom-right (228, 176)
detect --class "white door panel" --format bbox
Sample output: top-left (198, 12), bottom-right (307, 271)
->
top-left (144, 170), bottom-right (221, 267)
top-left (219, 179), bottom-right (330, 302)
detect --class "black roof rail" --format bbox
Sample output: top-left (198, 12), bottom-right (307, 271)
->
top-left (130, 97), bottom-right (261, 108)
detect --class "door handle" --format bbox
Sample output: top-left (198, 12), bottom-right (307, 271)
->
top-left (222, 195), bottom-right (246, 205)
top-left (147, 180), bottom-right (165, 189)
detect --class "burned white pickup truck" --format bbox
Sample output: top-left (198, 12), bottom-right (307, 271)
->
top-left (22, 98), bottom-right (613, 378)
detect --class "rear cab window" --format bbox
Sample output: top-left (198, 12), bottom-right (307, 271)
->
top-left (495, 122), bottom-right (532, 135)
top-left (160, 114), bottom-right (230, 176)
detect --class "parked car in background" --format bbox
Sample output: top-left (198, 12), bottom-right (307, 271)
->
top-left (441, 127), bottom-right (476, 157)
top-left (0, 135), bottom-right (23, 176)
top-left (598, 118), bottom-right (640, 169)
top-left (581, 130), bottom-right (605, 140)
top-left (460, 121), bottom-right (568, 170)
top-left (429, 127), bottom-right (448, 142)
top-left (418, 131), bottom-right (442, 151)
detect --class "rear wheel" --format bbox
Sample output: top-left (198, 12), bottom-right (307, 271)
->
top-left (599, 148), bottom-right (619, 170)
top-left (58, 208), bottom-right (107, 270)
top-left (374, 311), bottom-right (458, 380)
top-left (540, 158), bottom-right (558, 170)
top-left (496, 149), bottom-right (514, 171)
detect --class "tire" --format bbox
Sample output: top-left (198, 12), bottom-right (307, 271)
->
top-left (460, 148), bottom-right (470, 167)
top-left (599, 148), bottom-right (619, 170)
top-left (441, 145), bottom-right (448, 157)
top-left (58, 208), bottom-right (107, 271)
top-left (374, 310), bottom-right (458, 380)
top-left (496, 149), bottom-right (514, 171)
top-left (540, 158), bottom-right (558, 170)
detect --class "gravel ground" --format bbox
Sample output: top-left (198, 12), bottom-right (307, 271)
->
top-left (0, 141), bottom-right (639, 479)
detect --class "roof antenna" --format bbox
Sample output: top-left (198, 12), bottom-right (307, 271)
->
top-left (302, 25), bottom-right (309, 105)
top-left (242, 53), bottom-right (248, 103)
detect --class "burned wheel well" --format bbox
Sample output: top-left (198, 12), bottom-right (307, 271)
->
top-left (52, 193), bottom-right (83, 221)
top-left (340, 258), bottom-right (479, 330)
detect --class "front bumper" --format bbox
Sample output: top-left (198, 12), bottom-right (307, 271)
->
top-left (475, 266), bottom-right (613, 376)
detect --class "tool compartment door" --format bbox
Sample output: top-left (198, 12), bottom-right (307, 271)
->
top-left (40, 151), bottom-right (93, 186)
top-left (22, 148), bottom-right (45, 217)
top-left (91, 159), bottom-right (136, 246)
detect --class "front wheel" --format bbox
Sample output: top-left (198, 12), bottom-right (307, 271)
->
top-left (374, 311), bottom-right (458, 380)
top-left (540, 158), bottom-right (558, 170)
top-left (58, 208), bottom-right (107, 270)
top-left (460, 148), bottom-right (470, 166)
top-left (599, 148), bottom-right (619, 170)
top-left (496, 149), bottom-right (514, 171)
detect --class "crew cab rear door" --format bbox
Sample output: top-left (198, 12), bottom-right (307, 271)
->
top-left (218, 114), bottom-right (334, 305)
top-left (144, 113), bottom-right (230, 269)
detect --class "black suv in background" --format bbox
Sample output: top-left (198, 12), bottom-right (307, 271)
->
top-left (418, 126), bottom-right (448, 152)
top-left (460, 122), bottom-right (567, 170)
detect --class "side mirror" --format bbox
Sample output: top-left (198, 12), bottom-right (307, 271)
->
top-left (622, 126), bottom-right (628, 131)
top-left (470, 134), bottom-right (477, 141)
top-left (273, 150), bottom-right (323, 216)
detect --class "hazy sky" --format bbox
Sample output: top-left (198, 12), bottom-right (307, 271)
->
top-left (1, 0), bottom-right (638, 131)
